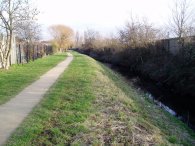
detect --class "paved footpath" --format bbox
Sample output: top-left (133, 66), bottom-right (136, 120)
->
top-left (0, 53), bottom-right (73, 145)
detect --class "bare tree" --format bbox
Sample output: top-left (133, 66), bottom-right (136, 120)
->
top-left (49, 25), bottom-right (74, 52)
top-left (16, 21), bottom-right (41, 42)
top-left (74, 31), bottom-right (83, 48)
top-left (119, 16), bottom-right (157, 48)
top-left (170, 0), bottom-right (195, 39)
top-left (83, 29), bottom-right (100, 49)
top-left (0, 0), bottom-right (38, 69)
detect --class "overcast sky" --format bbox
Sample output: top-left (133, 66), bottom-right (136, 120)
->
top-left (35, 0), bottom-right (191, 40)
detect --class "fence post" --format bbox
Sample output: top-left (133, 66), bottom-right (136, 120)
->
top-left (19, 43), bottom-right (22, 64)
top-left (33, 44), bottom-right (35, 61)
top-left (37, 45), bottom-right (39, 58)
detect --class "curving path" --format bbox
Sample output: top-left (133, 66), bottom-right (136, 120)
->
top-left (0, 53), bottom-right (73, 145)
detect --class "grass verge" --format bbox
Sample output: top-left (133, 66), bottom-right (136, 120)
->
top-left (5, 52), bottom-right (195, 145)
top-left (0, 54), bottom-right (66, 104)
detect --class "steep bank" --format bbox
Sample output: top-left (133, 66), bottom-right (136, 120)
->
top-left (107, 63), bottom-right (195, 130)
top-left (6, 52), bottom-right (195, 145)
top-left (75, 48), bottom-right (195, 131)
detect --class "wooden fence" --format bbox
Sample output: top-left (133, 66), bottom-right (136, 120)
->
top-left (0, 36), bottom-right (53, 68)
top-left (12, 42), bottom-right (53, 65)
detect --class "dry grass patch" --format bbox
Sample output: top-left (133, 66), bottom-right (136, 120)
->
top-left (71, 70), bottom-right (166, 145)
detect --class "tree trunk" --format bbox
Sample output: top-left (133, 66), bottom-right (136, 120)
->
top-left (4, 0), bottom-right (12, 70)
top-left (5, 29), bottom-right (13, 69)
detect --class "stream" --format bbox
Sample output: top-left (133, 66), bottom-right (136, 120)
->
top-left (105, 63), bottom-right (195, 131)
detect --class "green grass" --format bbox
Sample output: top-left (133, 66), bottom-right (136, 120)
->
top-left (5, 52), bottom-right (195, 146)
top-left (0, 54), bottom-right (66, 104)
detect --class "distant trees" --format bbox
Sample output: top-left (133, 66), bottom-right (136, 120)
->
top-left (78, 17), bottom-right (159, 53)
top-left (49, 25), bottom-right (74, 52)
top-left (74, 31), bottom-right (83, 48)
top-left (83, 29), bottom-right (100, 49)
top-left (0, 0), bottom-right (39, 69)
top-left (79, 17), bottom-right (159, 58)
top-left (119, 17), bottom-right (158, 49)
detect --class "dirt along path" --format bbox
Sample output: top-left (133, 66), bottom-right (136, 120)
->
top-left (0, 53), bottom-right (73, 145)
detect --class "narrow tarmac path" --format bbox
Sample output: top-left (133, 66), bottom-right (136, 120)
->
top-left (0, 53), bottom-right (73, 145)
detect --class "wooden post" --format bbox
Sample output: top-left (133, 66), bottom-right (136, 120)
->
top-left (33, 45), bottom-right (35, 61)
top-left (37, 45), bottom-right (39, 58)
top-left (19, 44), bottom-right (22, 64)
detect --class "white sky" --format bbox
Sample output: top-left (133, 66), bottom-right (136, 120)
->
top-left (34, 0), bottom-right (191, 40)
